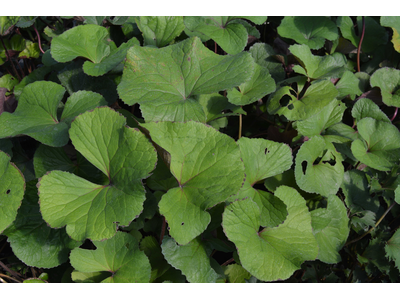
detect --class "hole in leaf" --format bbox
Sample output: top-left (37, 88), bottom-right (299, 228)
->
top-left (301, 161), bottom-right (308, 175)
top-left (279, 94), bottom-right (291, 107)
top-left (264, 148), bottom-right (269, 154)
top-left (6, 189), bottom-right (10, 194)
top-left (288, 104), bottom-right (294, 110)
top-left (323, 159), bottom-right (336, 166)
top-left (314, 157), bottom-right (322, 165)
top-left (181, 222), bottom-right (184, 226)
top-left (289, 88), bottom-right (297, 98)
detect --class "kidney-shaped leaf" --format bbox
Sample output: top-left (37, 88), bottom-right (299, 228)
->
top-left (141, 121), bottom-right (245, 245)
top-left (0, 81), bottom-right (107, 147)
top-left (278, 16), bottom-right (339, 50)
top-left (51, 24), bottom-right (110, 63)
top-left (351, 117), bottom-right (400, 171)
top-left (370, 67), bottom-right (400, 107)
top-left (295, 136), bottom-right (344, 196)
top-left (222, 186), bottom-right (318, 282)
top-left (311, 195), bottom-right (350, 264)
top-left (38, 107), bottom-right (157, 241)
top-left (161, 236), bottom-right (219, 283)
top-left (118, 36), bottom-right (254, 122)
top-left (70, 231), bottom-right (151, 283)
top-left (0, 151), bottom-right (25, 233)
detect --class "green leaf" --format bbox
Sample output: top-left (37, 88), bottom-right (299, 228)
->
top-left (183, 17), bottom-right (249, 55)
top-left (51, 24), bottom-right (111, 63)
top-left (140, 236), bottom-right (171, 282)
top-left (15, 16), bottom-right (37, 28)
top-left (0, 74), bottom-right (19, 91)
top-left (136, 16), bottom-right (185, 47)
top-left (3, 181), bottom-right (80, 268)
top-left (311, 195), bottom-right (350, 263)
top-left (295, 136), bottom-right (344, 196)
top-left (295, 99), bottom-right (346, 137)
top-left (0, 151), bottom-right (25, 233)
top-left (83, 38), bottom-right (140, 77)
top-left (381, 16), bottom-right (400, 53)
top-left (57, 60), bottom-right (118, 104)
top-left (290, 44), bottom-right (347, 80)
top-left (267, 79), bottom-right (338, 121)
top-left (83, 16), bottom-right (105, 25)
top-left (224, 264), bottom-right (251, 283)
top-left (351, 117), bottom-right (400, 171)
top-left (0, 82), bottom-right (107, 147)
top-left (385, 228), bottom-right (400, 270)
top-left (336, 71), bottom-right (363, 100)
top-left (370, 67), bottom-right (400, 107)
top-left (118, 36), bottom-right (254, 122)
top-left (351, 98), bottom-right (390, 123)
top-left (248, 42), bottom-right (286, 82)
top-left (70, 231), bottom-right (151, 283)
top-left (141, 121), bottom-right (245, 245)
top-left (222, 186), bottom-right (318, 282)
top-left (161, 236), bottom-right (219, 283)
top-left (19, 41), bottom-right (40, 59)
top-left (0, 16), bottom-right (20, 35)
top-left (278, 16), bottom-right (339, 50)
top-left (38, 107), bottom-right (157, 241)
top-left (71, 271), bottom-right (109, 283)
top-left (227, 64), bottom-right (276, 105)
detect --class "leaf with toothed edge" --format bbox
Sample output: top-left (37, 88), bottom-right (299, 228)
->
top-left (38, 107), bottom-right (157, 242)
top-left (141, 121), bottom-right (245, 245)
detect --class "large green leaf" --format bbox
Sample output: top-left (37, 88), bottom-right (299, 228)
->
top-left (118, 36), bottom-right (254, 122)
top-left (70, 231), bottom-right (151, 283)
top-left (295, 136), bottom-right (344, 196)
top-left (370, 67), bottom-right (400, 107)
top-left (351, 117), bottom-right (400, 171)
top-left (335, 71), bottom-right (363, 100)
top-left (141, 121), bottom-right (245, 245)
top-left (0, 82), bottom-right (108, 147)
top-left (135, 16), bottom-right (185, 47)
top-left (311, 195), bottom-right (350, 263)
top-left (381, 16), bottom-right (400, 53)
top-left (0, 151), bottom-right (25, 233)
top-left (351, 98), bottom-right (390, 123)
top-left (51, 24), bottom-right (110, 63)
top-left (3, 181), bottom-right (80, 268)
top-left (83, 38), bottom-right (140, 77)
top-left (222, 186), bottom-right (318, 282)
top-left (161, 236), bottom-right (219, 283)
top-left (290, 44), bottom-right (347, 80)
top-left (267, 79), bottom-right (338, 121)
top-left (38, 107), bottom-right (157, 241)
top-left (227, 63), bottom-right (276, 106)
top-left (385, 228), bottom-right (400, 270)
top-left (278, 16), bottom-right (339, 50)
top-left (140, 236), bottom-right (171, 282)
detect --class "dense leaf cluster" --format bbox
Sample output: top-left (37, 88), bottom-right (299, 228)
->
top-left (1, 16), bottom-right (400, 283)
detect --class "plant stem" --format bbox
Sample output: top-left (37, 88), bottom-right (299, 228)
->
top-left (391, 107), bottom-right (398, 122)
top-left (357, 16), bottom-right (365, 73)
top-left (0, 273), bottom-right (22, 283)
top-left (0, 260), bottom-right (22, 280)
top-left (238, 110), bottom-right (243, 139)
top-left (345, 202), bottom-right (396, 246)
top-left (159, 216), bottom-right (166, 245)
top-left (33, 25), bottom-right (45, 54)
top-left (221, 257), bottom-right (235, 266)
top-left (0, 36), bottom-right (22, 81)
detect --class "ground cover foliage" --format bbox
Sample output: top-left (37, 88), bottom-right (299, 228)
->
top-left (2, 16), bottom-right (400, 283)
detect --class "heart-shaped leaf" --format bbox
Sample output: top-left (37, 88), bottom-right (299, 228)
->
top-left (38, 107), bottom-right (157, 241)
top-left (118, 36), bottom-right (254, 122)
top-left (141, 121), bottom-right (245, 245)
top-left (3, 181), bottom-right (80, 268)
top-left (351, 117), bottom-right (400, 171)
top-left (370, 67), bottom-right (400, 107)
top-left (135, 16), bottom-right (185, 47)
top-left (161, 236), bottom-right (219, 283)
top-left (0, 81), bottom-right (108, 147)
top-left (0, 151), bottom-right (25, 233)
top-left (222, 186), bottom-right (318, 282)
top-left (278, 16), bottom-right (339, 50)
top-left (351, 98), bottom-right (390, 123)
top-left (70, 231), bottom-right (151, 283)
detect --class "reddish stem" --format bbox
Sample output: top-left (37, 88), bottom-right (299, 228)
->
top-left (159, 216), bottom-right (166, 245)
top-left (357, 17), bottom-right (365, 73)
top-left (391, 107), bottom-right (398, 122)
top-left (33, 25), bottom-right (45, 54)
top-left (221, 257), bottom-right (235, 266)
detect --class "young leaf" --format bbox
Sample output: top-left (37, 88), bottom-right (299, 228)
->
top-left (370, 67), bottom-right (400, 107)
top-left (295, 136), bottom-right (344, 196)
top-left (38, 107), bottom-right (157, 241)
top-left (0, 151), bottom-right (25, 234)
top-left (51, 24), bottom-right (111, 63)
top-left (224, 264), bottom-right (251, 283)
top-left (351, 98), bottom-right (391, 123)
top-left (117, 36), bottom-right (254, 122)
top-left (311, 195), bottom-right (350, 263)
top-left (335, 71), bottom-right (363, 100)
top-left (227, 64), bottom-right (276, 106)
top-left (0, 82), bottom-right (108, 147)
top-left (161, 236), bottom-right (219, 283)
top-left (141, 121), bottom-right (245, 245)
top-left (278, 16), bottom-right (339, 50)
top-left (351, 117), bottom-right (400, 171)
top-left (222, 186), bottom-right (318, 282)
top-left (135, 16), bottom-right (185, 47)
top-left (70, 231), bottom-right (151, 283)
top-left (3, 181), bottom-right (80, 268)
